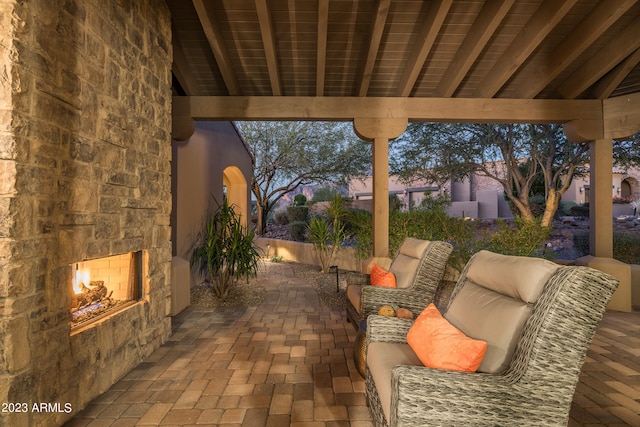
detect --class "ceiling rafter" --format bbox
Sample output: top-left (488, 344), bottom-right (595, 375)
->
top-left (255, 0), bottom-right (282, 96)
top-left (558, 18), bottom-right (640, 99)
top-left (316, 0), bottom-right (328, 96)
top-left (395, 0), bottom-right (453, 97)
top-left (357, 0), bottom-right (391, 97)
top-left (287, 0), bottom-right (299, 96)
top-left (515, 0), bottom-right (638, 99)
top-left (474, 0), bottom-right (578, 98)
top-left (192, 0), bottom-right (241, 96)
top-left (435, 0), bottom-right (514, 97)
top-left (172, 36), bottom-right (198, 95)
top-left (592, 48), bottom-right (640, 99)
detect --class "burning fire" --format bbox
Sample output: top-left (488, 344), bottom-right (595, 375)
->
top-left (72, 266), bottom-right (90, 295)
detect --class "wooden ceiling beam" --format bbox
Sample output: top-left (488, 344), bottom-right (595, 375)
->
top-left (558, 18), bottom-right (640, 99)
top-left (474, 0), bottom-right (578, 98)
top-left (592, 48), bottom-right (640, 100)
top-left (435, 0), bottom-right (514, 97)
top-left (255, 0), bottom-right (282, 96)
top-left (316, 0), bottom-right (329, 96)
top-left (174, 95), bottom-right (602, 124)
top-left (358, 0), bottom-right (391, 97)
top-left (192, 0), bottom-right (241, 96)
top-left (395, 0), bottom-right (452, 97)
top-left (515, 0), bottom-right (637, 99)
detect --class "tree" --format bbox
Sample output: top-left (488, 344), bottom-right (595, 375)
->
top-left (390, 123), bottom-right (640, 227)
top-left (237, 121), bottom-right (371, 234)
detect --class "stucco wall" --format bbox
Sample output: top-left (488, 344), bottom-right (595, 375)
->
top-left (172, 121), bottom-right (253, 287)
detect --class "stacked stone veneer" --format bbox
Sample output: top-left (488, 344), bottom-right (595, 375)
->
top-left (0, 1), bottom-right (173, 425)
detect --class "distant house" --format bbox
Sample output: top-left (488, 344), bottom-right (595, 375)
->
top-left (349, 165), bottom-right (640, 219)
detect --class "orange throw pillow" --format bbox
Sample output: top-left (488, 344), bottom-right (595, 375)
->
top-left (407, 303), bottom-right (487, 372)
top-left (370, 263), bottom-right (396, 288)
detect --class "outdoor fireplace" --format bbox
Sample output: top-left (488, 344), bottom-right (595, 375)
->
top-left (70, 251), bottom-right (143, 331)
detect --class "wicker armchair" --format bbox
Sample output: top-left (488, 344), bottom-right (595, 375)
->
top-left (365, 250), bottom-right (619, 427)
top-left (345, 238), bottom-right (453, 329)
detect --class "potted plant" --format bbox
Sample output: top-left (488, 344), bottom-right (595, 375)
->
top-left (190, 198), bottom-right (262, 300)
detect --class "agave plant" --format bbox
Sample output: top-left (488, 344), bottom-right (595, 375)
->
top-left (190, 198), bottom-right (262, 300)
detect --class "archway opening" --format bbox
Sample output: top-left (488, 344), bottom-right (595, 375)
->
top-left (223, 166), bottom-right (249, 228)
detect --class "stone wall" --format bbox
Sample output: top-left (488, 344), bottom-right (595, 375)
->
top-left (0, 1), bottom-right (173, 425)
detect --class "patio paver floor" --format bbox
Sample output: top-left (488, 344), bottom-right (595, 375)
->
top-left (66, 261), bottom-right (640, 426)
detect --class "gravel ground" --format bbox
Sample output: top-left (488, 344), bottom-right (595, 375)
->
top-left (190, 262), bottom-right (348, 308)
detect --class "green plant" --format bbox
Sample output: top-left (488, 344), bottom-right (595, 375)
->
top-left (273, 209), bottom-right (289, 225)
top-left (287, 205), bottom-right (308, 222)
top-left (477, 217), bottom-right (551, 258)
top-left (570, 204), bottom-right (589, 218)
top-left (288, 221), bottom-right (307, 241)
top-left (573, 231), bottom-right (640, 264)
top-left (293, 194), bottom-right (307, 206)
top-left (270, 255), bottom-right (284, 263)
top-left (307, 194), bottom-right (348, 272)
top-left (190, 199), bottom-right (262, 300)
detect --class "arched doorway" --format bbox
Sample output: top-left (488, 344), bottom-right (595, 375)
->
top-left (223, 166), bottom-right (249, 228)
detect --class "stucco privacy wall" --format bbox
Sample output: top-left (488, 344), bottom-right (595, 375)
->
top-left (0, 1), bottom-right (173, 425)
top-left (172, 121), bottom-right (253, 287)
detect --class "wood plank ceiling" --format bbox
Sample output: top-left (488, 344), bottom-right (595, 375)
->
top-left (167, 0), bottom-right (640, 103)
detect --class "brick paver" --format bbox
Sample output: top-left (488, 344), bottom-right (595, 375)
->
top-left (65, 262), bottom-right (639, 426)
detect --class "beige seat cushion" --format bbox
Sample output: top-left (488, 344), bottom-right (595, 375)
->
top-left (346, 284), bottom-right (362, 314)
top-left (367, 342), bottom-right (422, 423)
top-left (444, 250), bottom-right (560, 374)
top-left (389, 238), bottom-right (431, 289)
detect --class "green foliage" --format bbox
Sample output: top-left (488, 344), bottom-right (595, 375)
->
top-left (346, 207), bottom-right (475, 271)
top-left (287, 206), bottom-right (308, 222)
top-left (573, 231), bottom-right (640, 264)
top-left (307, 194), bottom-right (348, 272)
top-left (570, 204), bottom-right (589, 218)
top-left (190, 199), bottom-right (262, 300)
top-left (311, 187), bottom-right (343, 202)
top-left (236, 121), bottom-right (372, 234)
top-left (389, 194), bottom-right (403, 212)
top-left (293, 194), bottom-right (307, 206)
top-left (418, 192), bottom-right (451, 211)
top-left (556, 200), bottom-right (578, 218)
top-left (288, 221), bottom-right (308, 242)
top-left (273, 209), bottom-right (289, 225)
top-left (476, 217), bottom-right (552, 258)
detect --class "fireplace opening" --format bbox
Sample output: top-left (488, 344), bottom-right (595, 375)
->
top-left (70, 251), bottom-right (143, 330)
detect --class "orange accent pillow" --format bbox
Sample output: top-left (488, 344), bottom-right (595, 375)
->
top-left (407, 303), bottom-right (487, 372)
top-left (370, 263), bottom-right (397, 288)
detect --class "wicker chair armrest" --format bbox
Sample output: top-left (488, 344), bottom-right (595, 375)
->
top-left (346, 272), bottom-right (370, 286)
top-left (360, 286), bottom-right (429, 318)
top-left (390, 365), bottom-right (546, 425)
top-left (366, 315), bottom-right (412, 345)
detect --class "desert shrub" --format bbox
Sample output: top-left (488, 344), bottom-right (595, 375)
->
top-left (570, 204), bottom-right (589, 217)
top-left (418, 192), bottom-right (451, 211)
top-left (389, 194), bottom-right (403, 212)
top-left (476, 217), bottom-right (551, 258)
top-left (287, 205), bottom-right (308, 222)
top-left (346, 207), bottom-right (475, 270)
top-left (288, 221), bottom-right (308, 242)
top-left (307, 194), bottom-right (349, 272)
top-left (528, 194), bottom-right (547, 218)
top-left (573, 231), bottom-right (640, 264)
top-left (273, 209), bottom-right (289, 225)
top-left (293, 194), bottom-right (307, 206)
top-left (555, 200), bottom-right (578, 218)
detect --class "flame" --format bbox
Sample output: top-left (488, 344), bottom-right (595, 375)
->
top-left (72, 266), bottom-right (90, 295)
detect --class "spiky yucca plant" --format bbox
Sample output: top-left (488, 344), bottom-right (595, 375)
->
top-left (190, 199), bottom-right (262, 300)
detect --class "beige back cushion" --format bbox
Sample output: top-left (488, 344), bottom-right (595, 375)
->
top-left (389, 238), bottom-right (431, 289)
top-left (445, 250), bottom-right (560, 374)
